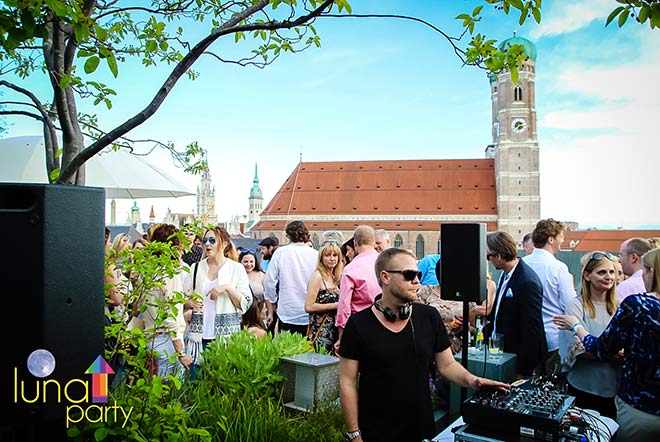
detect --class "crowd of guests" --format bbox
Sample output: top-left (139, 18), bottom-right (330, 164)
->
top-left (104, 219), bottom-right (660, 442)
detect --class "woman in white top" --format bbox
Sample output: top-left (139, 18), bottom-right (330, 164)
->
top-left (559, 251), bottom-right (619, 419)
top-left (239, 249), bottom-right (266, 303)
top-left (185, 226), bottom-right (252, 345)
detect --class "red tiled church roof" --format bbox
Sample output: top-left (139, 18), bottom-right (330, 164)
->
top-left (564, 229), bottom-right (660, 253)
top-left (252, 159), bottom-right (498, 232)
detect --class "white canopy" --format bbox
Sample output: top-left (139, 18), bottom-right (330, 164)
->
top-left (0, 136), bottom-right (194, 198)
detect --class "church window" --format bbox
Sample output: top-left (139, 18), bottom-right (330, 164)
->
top-left (394, 234), bottom-right (403, 248)
top-left (514, 85), bottom-right (523, 101)
top-left (415, 235), bottom-right (425, 259)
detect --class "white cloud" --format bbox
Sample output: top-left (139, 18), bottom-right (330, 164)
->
top-left (538, 31), bottom-right (660, 228)
top-left (531, 0), bottom-right (613, 39)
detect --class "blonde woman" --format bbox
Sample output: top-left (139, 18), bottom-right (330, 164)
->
top-left (305, 242), bottom-right (343, 353)
top-left (559, 251), bottom-right (619, 419)
top-left (554, 248), bottom-right (660, 441)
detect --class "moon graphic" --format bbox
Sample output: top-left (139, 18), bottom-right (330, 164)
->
top-left (27, 349), bottom-right (56, 378)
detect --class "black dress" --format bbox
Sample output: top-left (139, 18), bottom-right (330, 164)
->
top-left (307, 279), bottom-right (339, 353)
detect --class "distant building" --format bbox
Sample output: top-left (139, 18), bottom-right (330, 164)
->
top-left (248, 163), bottom-right (263, 229)
top-left (130, 200), bottom-right (141, 225)
top-left (163, 209), bottom-right (195, 228)
top-left (196, 155), bottom-right (217, 225)
top-left (251, 35), bottom-right (541, 255)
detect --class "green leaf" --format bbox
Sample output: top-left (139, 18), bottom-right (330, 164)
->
top-left (106, 54), bottom-right (118, 77)
top-left (146, 40), bottom-right (158, 52)
top-left (510, 0), bottom-right (524, 10)
top-left (639, 5), bottom-right (650, 23)
top-left (519, 10), bottom-right (526, 25)
top-left (472, 5), bottom-right (483, 16)
top-left (618, 8), bottom-right (629, 27)
top-left (94, 426), bottom-right (108, 441)
top-left (606, 6), bottom-right (624, 26)
top-left (55, 148), bottom-right (63, 159)
top-left (159, 40), bottom-right (169, 51)
top-left (49, 168), bottom-right (60, 182)
top-left (510, 67), bottom-right (519, 85)
top-left (532, 8), bottom-right (541, 24)
top-left (84, 56), bottom-right (100, 74)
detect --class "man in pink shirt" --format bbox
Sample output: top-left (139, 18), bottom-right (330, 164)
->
top-left (336, 226), bottom-right (381, 346)
top-left (617, 237), bottom-right (651, 301)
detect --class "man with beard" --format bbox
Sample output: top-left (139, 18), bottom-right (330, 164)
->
top-left (338, 248), bottom-right (509, 442)
top-left (259, 236), bottom-right (279, 271)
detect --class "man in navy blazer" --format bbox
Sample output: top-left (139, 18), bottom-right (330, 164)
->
top-left (484, 231), bottom-right (547, 378)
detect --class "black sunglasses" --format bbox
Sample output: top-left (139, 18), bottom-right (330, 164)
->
top-left (587, 251), bottom-right (615, 264)
top-left (486, 253), bottom-right (497, 260)
top-left (385, 269), bottom-right (422, 281)
top-left (201, 237), bottom-right (217, 245)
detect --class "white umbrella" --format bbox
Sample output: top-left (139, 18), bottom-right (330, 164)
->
top-left (0, 136), bottom-right (194, 198)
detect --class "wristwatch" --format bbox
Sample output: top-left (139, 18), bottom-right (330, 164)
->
top-left (345, 430), bottom-right (361, 441)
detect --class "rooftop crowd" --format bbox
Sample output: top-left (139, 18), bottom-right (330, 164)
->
top-left (104, 219), bottom-right (660, 442)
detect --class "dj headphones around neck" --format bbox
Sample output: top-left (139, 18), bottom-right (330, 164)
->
top-left (373, 294), bottom-right (412, 322)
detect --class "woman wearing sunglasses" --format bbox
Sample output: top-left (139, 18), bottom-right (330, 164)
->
top-left (558, 251), bottom-right (619, 419)
top-left (239, 249), bottom-right (266, 303)
top-left (184, 226), bottom-right (252, 356)
top-left (554, 248), bottom-right (660, 441)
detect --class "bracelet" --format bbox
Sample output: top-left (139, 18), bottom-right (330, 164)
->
top-left (571, 323), bottom-right (584, 336)
top-left (345, 430), bottom-right (361, 441)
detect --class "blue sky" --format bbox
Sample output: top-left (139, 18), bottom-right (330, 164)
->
top-left (4, 0), bottom-right (659, 228)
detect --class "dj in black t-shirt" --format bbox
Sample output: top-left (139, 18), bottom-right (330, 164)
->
top-left (340, 301), bottom-right (449, 442)
top-left (338, 248), bottom-right (510, 442)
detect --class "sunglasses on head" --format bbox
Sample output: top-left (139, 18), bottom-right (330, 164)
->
top-left (202, 237), bottom-right (217, 245)
top-left (486, 253), bottom-right (497, 260)
top-left (385, 269), bottom-right (422, 281)
top-left (587, 251), bottom-right (615, 264)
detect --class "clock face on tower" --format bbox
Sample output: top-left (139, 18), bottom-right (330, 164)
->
top-left (511, 118), bottom-right (527, 134)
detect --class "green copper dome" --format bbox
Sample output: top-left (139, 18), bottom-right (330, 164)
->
top-left (131, 200), bottom-right (139, 212)
top-left (499, 35), bottom-right (537, 61)
top-left (249, 163), bottom-right (262, 199)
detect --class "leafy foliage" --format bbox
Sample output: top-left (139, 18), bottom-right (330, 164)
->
top-left (0, 0), bottom-right (344, 184)
top-left (606, 0), bottom-right (660, 29)
top-left (72, 234), bottom-right (342, 441)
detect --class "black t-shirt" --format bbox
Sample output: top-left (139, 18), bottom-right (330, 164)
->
top-left (339, 302), bottom-right (451, 442)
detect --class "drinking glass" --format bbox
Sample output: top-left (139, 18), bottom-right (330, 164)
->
top-left (489, 333), bottom-right (503, 360)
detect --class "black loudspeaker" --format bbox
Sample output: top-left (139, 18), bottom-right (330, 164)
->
top-left (0, 184), bottom-right (105, 434)
top-left (440, 223), bottom-right (487, 302)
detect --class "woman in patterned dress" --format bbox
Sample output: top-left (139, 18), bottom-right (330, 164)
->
top-left (304, 242), bottom-right (343, 354)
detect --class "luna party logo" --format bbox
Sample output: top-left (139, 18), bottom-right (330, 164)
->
top-left (14, 349), bottom-right (133, 428)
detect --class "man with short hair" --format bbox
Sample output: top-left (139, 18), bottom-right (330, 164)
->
top-left (374, 228), bottom-right (391, 253)
top-left (522, 232), bottom-right (534, 255)
top-left (264, 222), bottom-right (317, 335)
top-left (258, 236), bottom-right (279, 271)
top-left (617, 237), bottom-right (652, 301)
top-left (339, 248), bottom-right (509, 442)
top-left (523, 218), bottom-right (576, 375)
top-left (336, 226), bottom-right (381, 344)
top-left (486, 231), bottom-right (546, 378)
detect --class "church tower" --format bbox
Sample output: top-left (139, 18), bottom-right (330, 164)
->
top-left (248, 163), bottom-right (263, 229)
top-left (130, 200), bottom-right (141, 225)
top-left (196, 153), bottom-right (217, 225)
top-left (490, 34), bottom-right (541, 245)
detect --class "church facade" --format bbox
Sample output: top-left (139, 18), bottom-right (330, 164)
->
top-left (250, 36), bottom-right (541, 256)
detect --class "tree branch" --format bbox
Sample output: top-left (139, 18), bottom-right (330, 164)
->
top-left (0, 80), bottom-right (61, 173)
top-left (322, 13), bottom-right (467, 62)
top-left (58, 0), bottom-right (336, 183)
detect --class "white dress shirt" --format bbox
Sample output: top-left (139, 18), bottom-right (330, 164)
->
top-left (523, 248), bottom-right (576, 351)
top-left (264, 243), bottom-right (318, 326)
